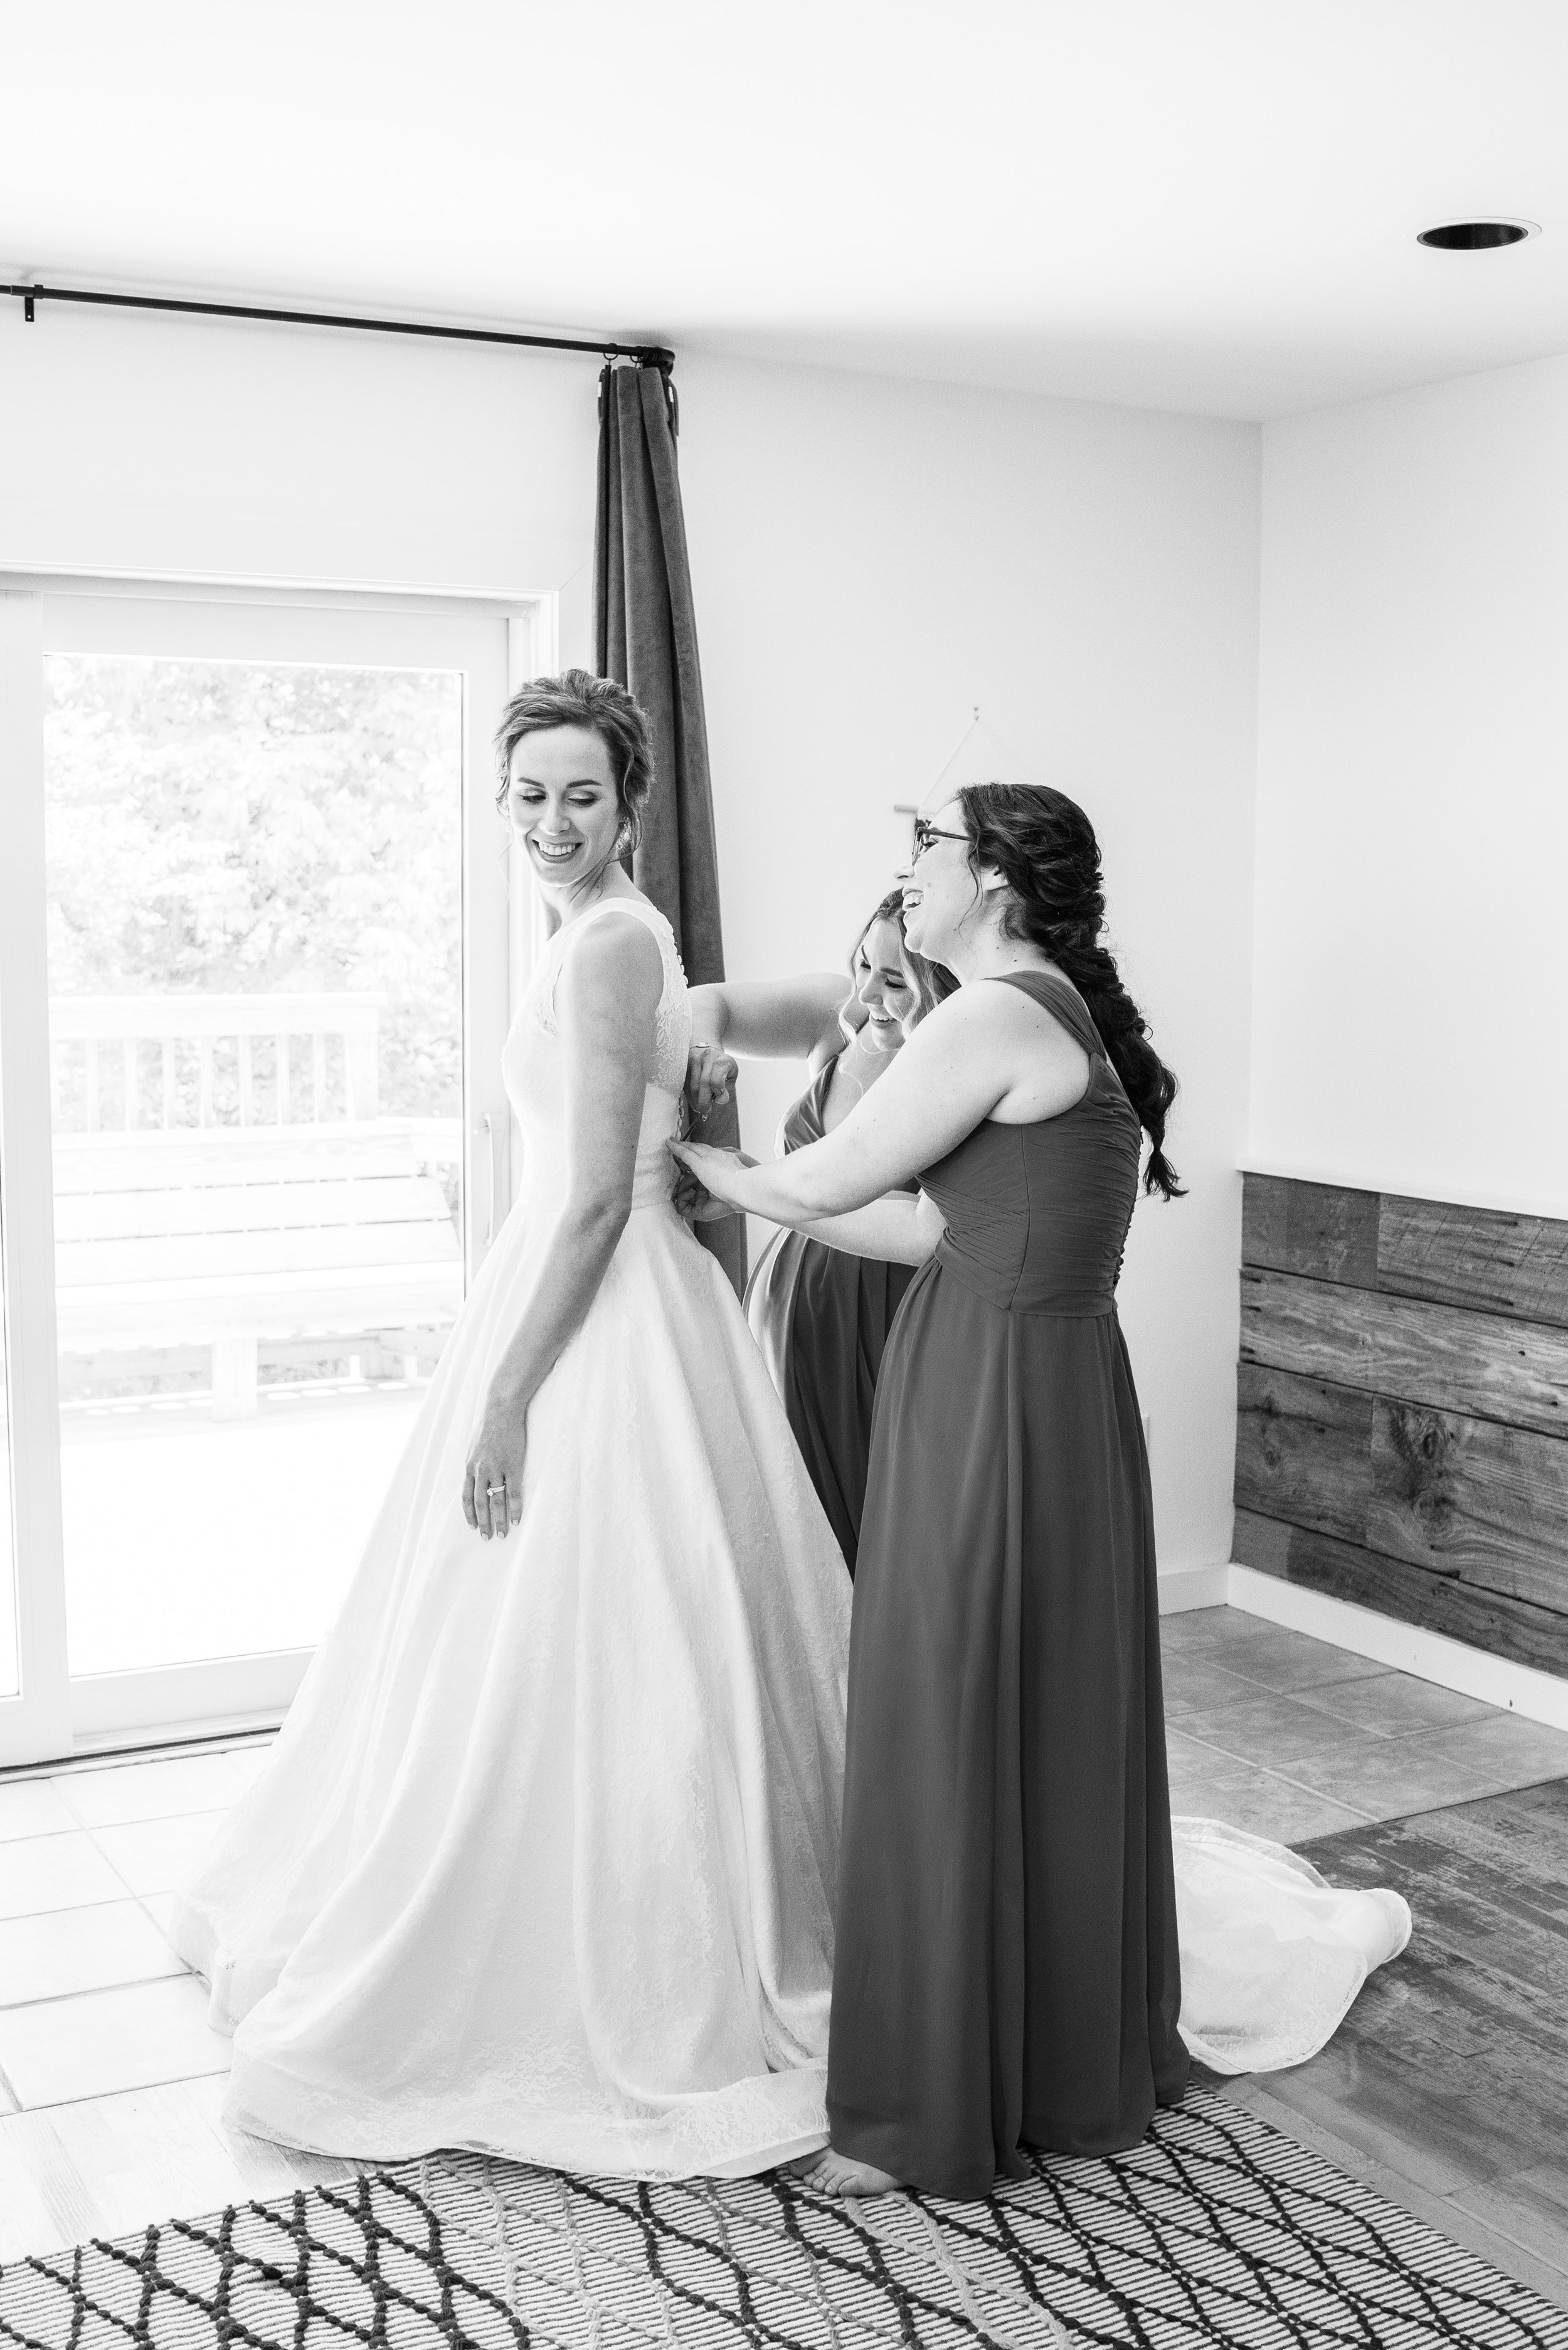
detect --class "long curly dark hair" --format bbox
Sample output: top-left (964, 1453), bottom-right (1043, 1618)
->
top-left (957, 783), bottom-right (1184, 1199)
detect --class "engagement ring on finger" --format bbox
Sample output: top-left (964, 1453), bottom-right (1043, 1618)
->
top-left (485, 1484), bottom-right (506, 1500)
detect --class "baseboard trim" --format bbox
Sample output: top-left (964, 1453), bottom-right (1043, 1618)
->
top-left (1157, 1563), bottom-right (1232, 1614)
top-left (1226, 1564), bottom-right (1568, 1732)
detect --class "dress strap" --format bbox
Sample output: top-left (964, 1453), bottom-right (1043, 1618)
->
top-left (992, 968), bottom-right (1106, 1061)
top-left (556, 897), bottom-right (671, 951)
top-left (781, 1047), bottom-right (841, 1153)
top-left (534, 897), bottom-right (679, 1040)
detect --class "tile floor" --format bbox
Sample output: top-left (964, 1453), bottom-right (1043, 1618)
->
top-left (1158, 1606), bottom-right (1562, 1843)
top-left (0, 1737), bottom-right (356, 2252)
top-left (1, 1605), bottom-right (1565, 2299)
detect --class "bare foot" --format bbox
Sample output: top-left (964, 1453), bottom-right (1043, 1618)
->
top-left (781, 2153), bottom-right (820, 2179)
top-left (798, 2149), bottom-right (901, 2198)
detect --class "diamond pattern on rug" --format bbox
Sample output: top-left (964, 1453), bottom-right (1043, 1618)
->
top-left (2, 2087), bottom-right (1564, 2350)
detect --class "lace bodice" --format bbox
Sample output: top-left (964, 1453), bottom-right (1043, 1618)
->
top-left (522, 899), bottom-right (690, 1088)
top-left (502, 897), bottom-right (692, 1214)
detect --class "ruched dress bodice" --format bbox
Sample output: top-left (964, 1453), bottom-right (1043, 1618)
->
top-left (921, 1045), bottom-right (1140, 1318)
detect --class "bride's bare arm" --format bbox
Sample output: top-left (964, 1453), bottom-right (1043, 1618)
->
top-left (464, 914), bottom-right (662, 1539)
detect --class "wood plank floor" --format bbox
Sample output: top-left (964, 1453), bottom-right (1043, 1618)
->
top-left (1215, 1776), bottom-right (1568, 2309)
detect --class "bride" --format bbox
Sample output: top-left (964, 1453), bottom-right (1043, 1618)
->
top-left (171, 669), bottom-right (852, 2178)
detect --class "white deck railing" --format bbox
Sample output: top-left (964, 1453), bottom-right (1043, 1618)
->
top-left (47, 995), bottom-right (462, 1413)
top-left (50, 993), bottom-right (384, 1131)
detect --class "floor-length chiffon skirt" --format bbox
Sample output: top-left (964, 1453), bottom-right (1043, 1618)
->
top-left (825, 1261), bottom-right (1190, 2197)
top-left (745, 1226), bottom-right (914, 1574)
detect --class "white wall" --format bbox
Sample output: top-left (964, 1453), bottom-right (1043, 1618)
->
top-left (1, 307), bottom-right (1262, 1579)
top-left (0, 298), bottom-right (600, 594)
top-left (677, 356), bottom-right (1261, 1579)
top-left (1253, 353), bottom-right (1568, 1218)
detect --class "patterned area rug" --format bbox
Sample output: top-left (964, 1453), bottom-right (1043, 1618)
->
top-left (2, 2087), bottom-right (1564, 2349)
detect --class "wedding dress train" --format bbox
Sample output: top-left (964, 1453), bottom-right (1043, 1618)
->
top-left (172, 896), bottom-right (852, 2178)
top-left (1172, 1816), bottom-right (1411, 2073)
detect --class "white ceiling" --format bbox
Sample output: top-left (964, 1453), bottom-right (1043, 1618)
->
top-left (5, 0), bottom-right (1567, 421)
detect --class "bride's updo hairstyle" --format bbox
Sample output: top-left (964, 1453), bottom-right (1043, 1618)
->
top-left (958, 783), bottom-right (1185, 1200)
top-left (494, 669), bottom-right (655, 857)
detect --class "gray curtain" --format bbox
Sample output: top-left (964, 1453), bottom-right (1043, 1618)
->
top-left (595, 362), bottom-right (746, 1297)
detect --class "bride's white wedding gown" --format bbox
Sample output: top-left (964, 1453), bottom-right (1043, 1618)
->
top-left (174, 891), bottom-right (1409, 2178)
top-left (173, 896), bottom-right (853, 2177)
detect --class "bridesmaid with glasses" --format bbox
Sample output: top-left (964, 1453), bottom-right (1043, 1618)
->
top-left (674, 783), bottom-right (1190, 2196)
top-left (684, 889), bottom-right (951, 1575)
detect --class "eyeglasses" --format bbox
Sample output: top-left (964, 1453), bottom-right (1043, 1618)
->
top-left (909, 817), bottom-right (968, 860)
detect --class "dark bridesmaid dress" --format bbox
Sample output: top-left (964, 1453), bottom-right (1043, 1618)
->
top-left (825, 968), bottom-right (1189, 2196)
top-left (744, 1051), bottom-right (916, 1575)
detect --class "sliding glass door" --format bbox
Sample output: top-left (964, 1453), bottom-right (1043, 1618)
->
top-left (0, 1234), bottom-right (15, 1702)
top-left (1, 584), bottom-right (534, 1762)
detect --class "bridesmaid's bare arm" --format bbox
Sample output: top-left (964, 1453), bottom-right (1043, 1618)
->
top-left (686, 973), bottom-right (859, 1120)
top-left (675, 985), bottom-right (1089, 1224)
top-left (688, 976), bottom-right (851, 1064)
top-left (793, 1189), bottom-right (947, 1267)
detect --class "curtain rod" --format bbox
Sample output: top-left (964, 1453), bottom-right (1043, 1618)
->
top-left (1, 280), bottom-right (675, 368)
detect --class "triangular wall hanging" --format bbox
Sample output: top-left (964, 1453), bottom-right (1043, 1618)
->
top-left (895, 709), bottom-right (1037, 817)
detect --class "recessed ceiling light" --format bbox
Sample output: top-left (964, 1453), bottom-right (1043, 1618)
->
top-left (1417, 220), bottom-right (1539, 251)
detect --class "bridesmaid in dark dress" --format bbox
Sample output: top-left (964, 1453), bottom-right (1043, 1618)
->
top-left (673, 782), bottom-right (1189, 2198)
top-left (686, 891), bottom-right (951, 1573)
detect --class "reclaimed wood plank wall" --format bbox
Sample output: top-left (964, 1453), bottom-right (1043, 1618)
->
top-left (1232, 1174), bottom-right (1568, 1678)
